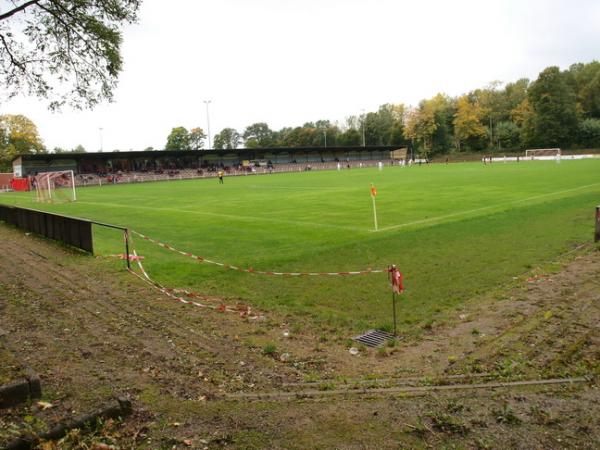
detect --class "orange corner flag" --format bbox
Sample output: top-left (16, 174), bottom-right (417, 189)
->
top-left (370, 184), bottom-right (377, 197)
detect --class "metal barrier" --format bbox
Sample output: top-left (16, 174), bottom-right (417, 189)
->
top-left (0, 205), bottom-right (130, 268)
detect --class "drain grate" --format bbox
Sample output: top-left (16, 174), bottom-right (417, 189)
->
top-left (352, 330), bottom-right (396, 348)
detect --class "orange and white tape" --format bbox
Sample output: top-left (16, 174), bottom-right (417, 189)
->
top-left (130, 230), bottom-right (385, 276)
top-left (129, 249), bottom-right (258, 318)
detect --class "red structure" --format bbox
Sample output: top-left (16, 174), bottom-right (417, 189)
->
top-left (10, 178), bottom-right (30, 191)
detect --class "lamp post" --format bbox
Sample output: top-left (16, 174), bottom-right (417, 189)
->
top-left (99, 127), bottom-right (103, 152)
top-left (361, 109), bottom-right (366, 147)
top-left (203, 100), bottom-right (212, 149)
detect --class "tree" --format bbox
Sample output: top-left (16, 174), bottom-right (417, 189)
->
top-left (495, 121), bottom-right (520, 149)
top-left (0, 0), bottom-right (142, 110)
top-left (0, 114), bottom-right (45, 170)
top-left (569, 61), bottom-right (600, 119)
top-left (453, 95), bottom-right (487, 151)
top-left (243, 122), bottom-right (273, 148)
top-left (165, 127), bottom-right (190, 150)
top-left (404, 105), bottom-right (437, 155)
top-left (213, 128), bottom-right (241, 149)
top-left (578, 118), bottom-right (600, 148)
top-left (527, 66), bottom-right (579, 148)
top-left (188, 127), bottom-right (206, 150)
top-left (53, 145), bottom-right (85, 153)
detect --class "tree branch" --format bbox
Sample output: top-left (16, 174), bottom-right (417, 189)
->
top-left (0, 0), bottom-right (42, 21)
top-left (0, 32), bottom-right (26, 71)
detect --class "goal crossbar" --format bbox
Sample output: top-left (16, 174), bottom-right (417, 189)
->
top-left (34, 170), bottom-right (77, 203)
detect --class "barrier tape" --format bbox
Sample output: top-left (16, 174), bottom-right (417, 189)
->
top-left (129, 249), bottom-right (259, 319)
top-left (100, 254), bottom-right (145, 261)
top-left (130, 230), bottom-right (385, 276)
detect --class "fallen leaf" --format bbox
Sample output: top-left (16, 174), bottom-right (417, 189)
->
top-left (37, 401), bottom-right (54, 410)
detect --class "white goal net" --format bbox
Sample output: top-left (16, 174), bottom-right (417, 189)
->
top-left (525, 148), bottom-right (561, 159)
top-left (34, 170), bottom-right (77, 203)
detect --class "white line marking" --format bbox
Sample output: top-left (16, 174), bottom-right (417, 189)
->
top-left (76, 201), bottom-right (364, 232)
top-left (378, 182), bottom-right (600, 232)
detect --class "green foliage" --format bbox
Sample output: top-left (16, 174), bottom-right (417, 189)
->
top-left (243, 122), bottom-right (274, 148)
top-left (262, 343), bottom-right (277, 356)
top-left (52, 144), bottom-right (86, 154)
top-left (0, 114), bottom-right (45, 170)
top-left (527, 66), bottom-right (579, 148)
top-left (495, 121), bottom-right (520, 149)
top-left (0, 0), bottom-right (141, 110)
top-left (214, 128), bottom-right (241, 149)
top-left (578, 118), bottom-right (600, 147)
top-left (165, 127), bottom-right (189, 151)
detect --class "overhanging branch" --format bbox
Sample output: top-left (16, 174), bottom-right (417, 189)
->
top-left (0, 0), bottom-right (42, 21)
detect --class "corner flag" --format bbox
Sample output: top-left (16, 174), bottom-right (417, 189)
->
top-left (370, 183), bottom-right (378, 231)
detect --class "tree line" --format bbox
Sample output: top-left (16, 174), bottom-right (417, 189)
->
top-left (165, 61), bottom-right (600, 155)
top-left (2, 61), bottom-right (600, 171)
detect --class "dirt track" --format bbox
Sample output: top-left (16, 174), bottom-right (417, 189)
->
top-left (1, 224), bottom-right (600, 449)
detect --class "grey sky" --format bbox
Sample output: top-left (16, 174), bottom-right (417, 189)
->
top-left (3, 0), bottom-right (600, 152)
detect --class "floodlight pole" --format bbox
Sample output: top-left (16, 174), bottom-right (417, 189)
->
top-left (204, 100), bottom-right (212, 149)
top-left (361, 109), bottom-right (366, 147)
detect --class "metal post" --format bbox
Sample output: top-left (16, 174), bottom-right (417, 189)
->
top-left (124, 229), bottom-right (131, 270)
top-left (361, 110), bottom-right (366, 147)
top-left (204, 100), bottom-right (212, 149)
top-left (595, 206), bottom-right (600, 243)
top-left (392, 291), bottom-right (397, 336)
top-left (70, 170), bottom-right (77, 201)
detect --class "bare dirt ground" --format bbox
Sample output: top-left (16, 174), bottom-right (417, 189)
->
top-left (1, 223), bottom-right (599, 449)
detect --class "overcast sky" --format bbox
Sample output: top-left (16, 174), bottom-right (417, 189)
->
top-left (3, 0), bottom-right (600, 152)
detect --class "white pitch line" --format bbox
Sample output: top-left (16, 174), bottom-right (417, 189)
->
top-left (76, 201), bottom-right (364, 232)
top-left (378, 182), bottom-right (600, 232)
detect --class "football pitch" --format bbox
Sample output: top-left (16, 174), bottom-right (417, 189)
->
top-left (3, 160), bottom-right (600, 332)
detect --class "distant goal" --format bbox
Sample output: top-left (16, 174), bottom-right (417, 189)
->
top-left (34, 170), bottom-right (77, 203)
top-left (525, 148), bottom-right (561, 158)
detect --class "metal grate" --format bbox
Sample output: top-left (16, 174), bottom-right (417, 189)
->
top-left (352, 330), bottom-right (396, 348)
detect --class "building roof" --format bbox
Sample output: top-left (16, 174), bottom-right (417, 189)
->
top-left (12, 145), bottom-right (408, 164)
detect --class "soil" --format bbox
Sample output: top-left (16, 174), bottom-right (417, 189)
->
top-left (1, 223), bottom-right (599, 449)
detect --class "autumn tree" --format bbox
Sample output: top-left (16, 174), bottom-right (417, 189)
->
top-left (453, 95), bottom-right (487, 151)
top-left (0, 0), bottom-right (142, 110)
top-left (0, 114), bottom-right (45, 170)
top-left (404, 105), bottom-right (437, 155)
top-left (188, 127), bottom-right (206, 150)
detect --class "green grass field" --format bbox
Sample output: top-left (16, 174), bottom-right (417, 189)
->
top-left (2, 160), bottom-right (600, 332)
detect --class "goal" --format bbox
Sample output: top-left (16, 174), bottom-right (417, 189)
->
top-left (525, 148), bottom-right (561, 158)
top-left (34, 171), bottom-right (77, 203)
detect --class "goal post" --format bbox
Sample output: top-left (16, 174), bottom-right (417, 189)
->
top-left (34, 170), bottom-right (77, 203)
top-left (525, 148), bottom-right (561, 159)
